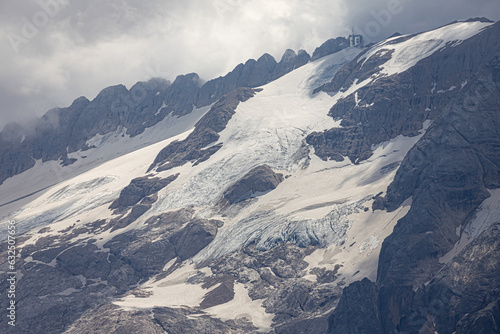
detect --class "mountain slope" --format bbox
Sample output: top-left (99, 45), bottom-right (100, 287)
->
top-left (0, 19), bottom-right (498, 334)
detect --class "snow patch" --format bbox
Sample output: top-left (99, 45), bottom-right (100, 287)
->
top-left (204, 283), bottom-right (273, 332)
top-left (155, 101), bottom-right (167, 116)
top-left (114, 263), bottom-right (213, 310)
top-left (359, 236), bottom-right (380, 254)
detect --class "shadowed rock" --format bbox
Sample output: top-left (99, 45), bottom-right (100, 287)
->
top-left (311, 37), bottom-right (349, 61)
top-left (170, 219), bottom-right (221, 261)
top-left (221, 164), bottom-right (284, 205)
top-left (109, 174), bottom-right (178, 211)
top-left (306, 126), bottom-right (373, 164)
top-left (327, 278), bottom-right (383, 334)
top-left (200, 278), bottom-right (235, 309)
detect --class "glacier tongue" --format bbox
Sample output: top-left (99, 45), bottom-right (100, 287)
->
top-left (150, 48), bottom-right (363, 214)
top-left (193, 195), bottom-right (373, 262)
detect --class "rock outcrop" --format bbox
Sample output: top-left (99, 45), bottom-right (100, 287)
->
top-left (306, 126), bottom-right (372, 164)
top-left (323, 20), bottom-right (500, 334)
top-left (109, 174), bottom-right (178, 211)
top-left (327, 278), bottom-right (383, 334)
top-left (311, 37), bottom-right (349, 61)
top-left (221, 165), bottom-right (284, 204)
top-left (399, 222), bottom-right (500, 334)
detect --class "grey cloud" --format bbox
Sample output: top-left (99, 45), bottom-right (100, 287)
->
top-left (0, 0), bottom-right (499, 129)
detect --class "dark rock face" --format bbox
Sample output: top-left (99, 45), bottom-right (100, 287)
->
top-left (377, 80), bottom-right (499, 290)
top-left (200, 278), bottom-right (235, 309)
top-left (149, 87), bottom-right (260, 172)
top-left (328, 278), bottom-right (383, 334)
top-left (152, 307), bottom-right (257, 333)
top-left (105, 174), bottom-right (179, 232)
top-left (311, 37), bottom-right (349, 61)
top-left (275, 317), bottom-right (329, 334)
top-left (378, 56), bottom-right (500, 285)
top-left (170, 219), bottom-right (220, 261)
top-left (109, 174), bottom-right (178, 211)
top-left (243, 53), bottom-right (279, 87)
top-left (0, 96), bottom-right (89, 187)
top-left (273, 49), bottom-right (311, 79)
top-left (455, 301), bottom-right (500, 334)
top-left (222, 164), bottom-right (284, 204)
top-left (64, 305), bottom-right (166, 334)
top-left (104, 209), bottom-right (222, 278)
top-left (162, 73), bottom-right (202, 116)
top-left (306, 126), bottom-right (373, 164)
top-left (108, 203), bottom-right (153, 232)
top-left (399, 222), bottom-right (500, 334)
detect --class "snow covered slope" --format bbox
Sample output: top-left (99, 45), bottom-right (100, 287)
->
top-left (359, 20), bottom-right (493, 78)
top-left (2, 19), bottom-right (498, 334)
top-left (0, 105), bottom-right (209, 224)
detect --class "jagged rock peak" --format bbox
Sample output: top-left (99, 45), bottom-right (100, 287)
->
top-left (464, 17), bottom-right (493, 23)
top-left (257, 53), bottom-right (277, 64)
top-left (130, 77), bottom-right (170, 92)
top-left (280, 49), bottom-right (297, 62)
top-left (297, 49), bottom-right (309, 58)
top-left (171, 72), bottom-right (204, 87)
top-left (311, 36), bottom-right (349, 61)
top-left (388, 32), bottom-right (402, 39)
top-left (94, 84), bottom-right (128, 99)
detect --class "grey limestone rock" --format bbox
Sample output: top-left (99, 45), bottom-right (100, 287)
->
top-left (327, 278), bottom-right (383, 334)
top-left (311, 37), bottom-right (349, 61)
top-left (109, 174), bottom-right (178, 211)
top-left (222, 164), bottom-right (284, 205)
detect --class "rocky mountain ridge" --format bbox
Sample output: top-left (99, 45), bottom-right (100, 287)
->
top-left (0, 37), bottom-right (348, 188)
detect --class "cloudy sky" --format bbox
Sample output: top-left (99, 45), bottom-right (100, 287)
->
top-left (1, 0), bottom-right (499, 128)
